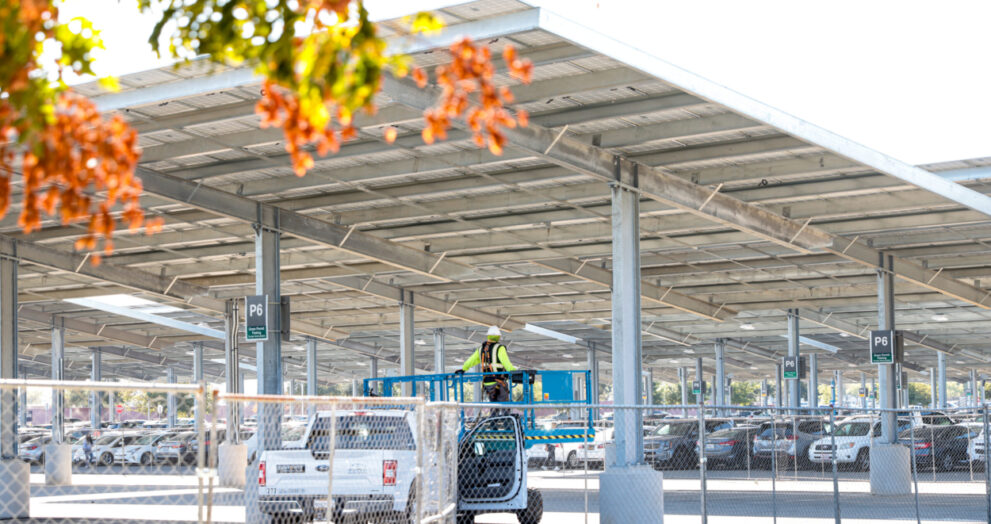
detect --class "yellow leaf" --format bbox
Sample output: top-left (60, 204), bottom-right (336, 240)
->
top-left (98, 76), bottom-right (120, 93)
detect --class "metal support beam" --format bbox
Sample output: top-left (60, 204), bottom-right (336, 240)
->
top-left (808, 354), bottom-right (818, 409)
top-left (972, 370), bottom-right (979, 408)
top-left (255, 225), bottom-right (282, 452)
top-left (306, 338), bottom-right (317, 417)
top-left (714, 340), bottom-right (726, 416)
top-left (937, 353), bottom-right (947, 409)
top-left (610, 161), bottom-right (643, 467)
top-left (761, 378), bottom-right (768, 408)
top-left (861, 372), bottom-right (868, 410)
top-left (0, 256), bottom-right (16, 458)
top-left (775, 363), bottom-right (783, 408)
top-left (90, 350), bottom-right (101, 430)
top-left (193, 342), bottom-right (204, 433)
top-left (167, 367), bottom-right (177, 428)
top-left (695, 358), bottom-right (704, 404)
top-left (835, 371), bottom-right (844, 408)
top-left (224, 300), bottom-right (240, 442)
top-left (536, 8), bottom-right (991, 219)
top-left (929, 368), bottom-right (937, 409)
top-left (433, 329), bottom-right (446, 374)
top-left (878, 254), bottom-right (897, 443)
top-left (51, 317), bottom-right (65, 444)
top-left (399, 290), bottom-right (414, 397)
top-left (787, 309), bottom-right (800, 409)
top-left (383, 74), bottom-right (991, 309)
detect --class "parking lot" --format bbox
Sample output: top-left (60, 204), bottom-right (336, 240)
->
top-left (19, 462), bottom-right (991, 523)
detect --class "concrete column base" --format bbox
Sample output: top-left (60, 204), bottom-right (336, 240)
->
top-left (870, 443), bottom-right (911, 495)
top-left (44, 443), bottom-right (72, 486)
top-left (600, 465), bottom-right (664, 524)
top-left (0, 459), bottom-right (29, 518)
top-left (218, 443), bottom-right (246, 488)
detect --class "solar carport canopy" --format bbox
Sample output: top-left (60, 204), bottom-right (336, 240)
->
top-left (7, 0), bottom-right (991, 387)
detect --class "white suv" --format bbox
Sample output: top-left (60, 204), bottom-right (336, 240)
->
top-left (808, 418), bottom-right (908, 471)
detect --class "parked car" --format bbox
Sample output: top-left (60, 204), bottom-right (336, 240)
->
top-left (154, 432), bottom-right (197, 464)
top-left (18, 436), bottom-right (51, 464)
top-left (697, 426), bottom-right (760, 468)
top-left (753, 417), bottom-right (831, 469)
top-left (808, 418), bottom-right (909, 471)
top-left (645, 419), bottom-right (734, 470)
top-left (576, 427), bottom-right (614, 469)
top-left (968, 427), bottom-right (988, 466)
top-left (902, 425), bottom-right (971, 471)
top-left (74, 434), bottom-right (140, 466)
top-left (120, 432), bottom-right (175, 465)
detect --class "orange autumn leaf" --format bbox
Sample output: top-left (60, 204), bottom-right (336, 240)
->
top-left (384, 126), bottom-right (398, 143)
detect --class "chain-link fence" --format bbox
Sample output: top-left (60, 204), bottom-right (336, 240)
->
top-left (0, 378), bottom-right (208, 522)
top-left (209, 392), bottom-right (459, 523)
top-left (446, 402), bottom-right (991, 524)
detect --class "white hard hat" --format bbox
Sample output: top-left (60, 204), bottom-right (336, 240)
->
top-left (486, 325), bottom-right (502, 337)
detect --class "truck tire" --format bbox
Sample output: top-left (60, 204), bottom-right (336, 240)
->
top-left (456, 513), bottom-right (474, 524)
top-left (566, 451), bottom-right (579, 469)
top-left (516, 488), bottom-right (543, 524)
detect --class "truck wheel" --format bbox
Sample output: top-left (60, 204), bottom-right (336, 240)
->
top-left (855, 449), bottom-right (870, 472)
top-left (566, 451), bottom-right (579, 469)
top-left (516, 488), bottom-right (543, 524)
top-left (456, 513), bottom-right (474, 524)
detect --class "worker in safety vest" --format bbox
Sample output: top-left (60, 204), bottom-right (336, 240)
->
top-left (455, 325), bottom-right (516, 403)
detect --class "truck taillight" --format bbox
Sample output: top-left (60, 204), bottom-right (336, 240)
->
top-left (258, 461), bottom-right (266, 486)
top-left (383, 460), bottom-right (397, 486)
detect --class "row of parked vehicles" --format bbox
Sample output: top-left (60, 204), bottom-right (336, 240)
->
top-left (527, 410), bottom-right (991, 473)
top-left (15, 419), bottom-right (308, 467)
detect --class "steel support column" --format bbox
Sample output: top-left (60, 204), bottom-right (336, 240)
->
top-left (972, 370), bottom-right (979, 407)
top-left (89, 350), bottom-right (101, 430)
top-left (51, 317), bottom-right (65, 444)
top-left (0, 257), bottom-right (16, 457)
top-left (878, 254), bottom-right (897, 443)
top-left (399, 290), bottom-right (414, 397)
top-left (678, 367), bottom-right (689, 409)
top-left (929, 369), bottom-right (937, 409)
top-left (787, 309), bottom-right (801, 409)
top-left (937, 353), bottom-right (947, 409)
top-left (167, 367), bottom-right (177, 428)
top-left (306, 338), bottom-right (317, 416)
top-left (835, 370), bottom-right (843, 408)
top-left (255, 225), bottom-right (282, 452)
top-left (808, 354), bottom-right (818, 409)
top-left (714, 340), bottom-right (726, 415)
top-left (433, 329), bottom-right (445, 374)
top-left (775, 363), bottom-right (783, 408)
top-left (610, 162), bottom-right (643, 467)
top-left (761, 378), bottom-right (768, 408)
top-left (695, 358), bottom-right (704, 404)
top-left (224, 299), bottom-right (240, 442)
top-left (861, 372), bottom-right (868, 409)
top-left (193, 342), bottom-right (204, 433)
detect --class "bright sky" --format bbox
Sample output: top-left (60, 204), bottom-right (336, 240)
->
top-left (58, 0), bottom-right (991, 165)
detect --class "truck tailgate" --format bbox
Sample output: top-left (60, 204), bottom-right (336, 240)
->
top-left (262, 449), bottom-right (388, 496)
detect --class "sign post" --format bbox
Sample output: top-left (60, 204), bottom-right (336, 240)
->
top-left (245, 295), bottom-right (269, 342)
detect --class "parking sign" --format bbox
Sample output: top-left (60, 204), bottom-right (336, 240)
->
top-left (870, 330), bottom-right (898, 364)
top-left (783, 356), bottom-right (799, 379)
top-left (245, 295), bottom-right (269, 341)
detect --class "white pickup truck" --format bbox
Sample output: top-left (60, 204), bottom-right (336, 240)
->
top-left (256, 410), bottom-right (542, 524)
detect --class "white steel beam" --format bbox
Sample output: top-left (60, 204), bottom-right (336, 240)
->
top-left (66, 298), bottom-right (225, 339)
top-left (536, 8), bottom-right (991, 218)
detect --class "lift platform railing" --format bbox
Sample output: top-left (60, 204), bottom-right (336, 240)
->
top-left (362, 370), bottom-right (594, 447)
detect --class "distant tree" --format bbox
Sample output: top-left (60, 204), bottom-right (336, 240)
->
top-left (908, 382), bottom-right (931, 406)
top-left (730, 381), bottom-right (761, 406)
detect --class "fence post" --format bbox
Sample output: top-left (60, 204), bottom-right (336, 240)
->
top-left (984, 406), bottom-right (991, 524)
top-left (771, 415), bottom-right (777, 524)
top-left (909, 413), bottom-right (921, 524)
top-left (829, 408), bottom-right (840, 524)
top-left (698, 404), bottom-right (707, 524)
